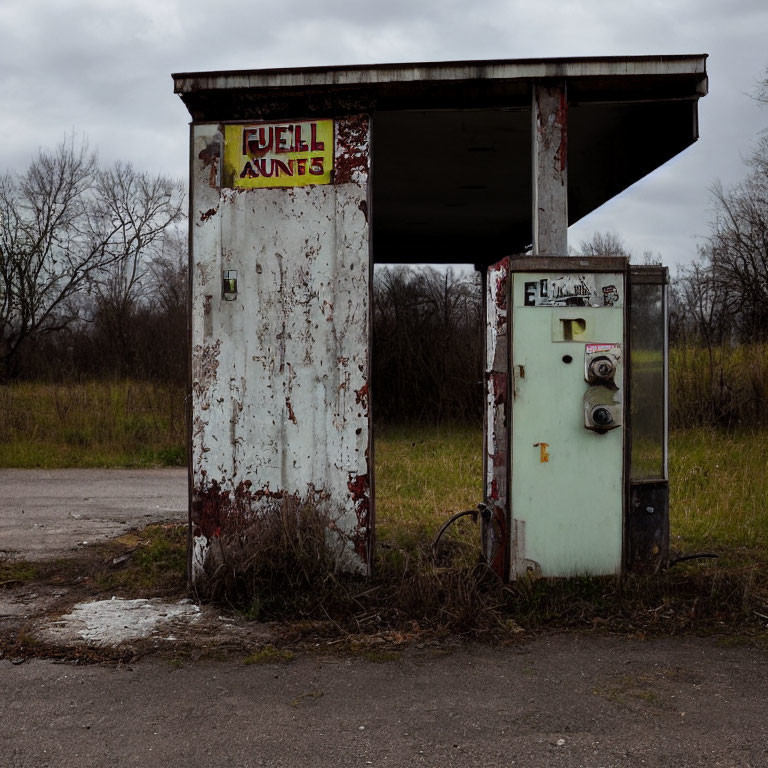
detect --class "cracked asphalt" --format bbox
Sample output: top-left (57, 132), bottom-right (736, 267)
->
top-left (0, 468), bottom-right (186, 560)
top-left (3, 635), bottom-right (768, 767)
top-left (1, 469), bottom-right (767, 767)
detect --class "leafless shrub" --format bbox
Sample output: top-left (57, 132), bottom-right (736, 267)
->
top-left (196, 495), bottom-right (345, 619)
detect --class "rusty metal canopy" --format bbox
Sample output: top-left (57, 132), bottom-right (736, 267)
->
top-left (174, 55), bottom-right (708, 266)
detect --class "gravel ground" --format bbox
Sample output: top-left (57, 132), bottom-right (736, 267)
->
top-left (0, 468), bottom-right (186, 560)
top-left (2, 634), bottom-right (767, 768)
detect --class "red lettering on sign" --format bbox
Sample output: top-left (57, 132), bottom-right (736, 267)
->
top-left (273, 159), bottom-right (293, 176)
top-left (274, 126), bottom-right (289, 153)
top-left (310, 123), bottom-right (325, 152)
top-left (245, 126), bottom-right (272, 154)
top-left (296, 158), bottom-right (307, 175)
top-left (294, 124), bottom-right (308, 152)
top-left (309, 157), bottom-right (324, 175)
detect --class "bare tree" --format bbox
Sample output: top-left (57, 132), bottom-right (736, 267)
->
top-left (706, 146), bottom-right (768, 340)
top-left (0, 137), bottom-right (106, 379)
top-left (672, 248), bottom-right (731, 346)
top-left (372, 266), bottom-right (483, 423)
top-left (0, 137), bottom-right (185, 380)
top-left (578, 231), bottom-right (631, 260)
top-left (88, 163), bottom-right (185, 376)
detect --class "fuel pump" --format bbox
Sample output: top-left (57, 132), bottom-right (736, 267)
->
top-left (482, 256), bottom-right (669, 579)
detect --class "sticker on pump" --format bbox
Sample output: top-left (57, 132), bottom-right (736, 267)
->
top-left (586, 343), bottom-right (621, 355)
top-left (522, 274), bottom-right (622, 307)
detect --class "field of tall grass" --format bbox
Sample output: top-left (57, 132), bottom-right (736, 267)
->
top-left (1, 378), bottom-right (766, 636)
top-left (374, 423), bottom-right (768, 565)
top-left (0, 380), bottom-right (186, 467)
top-left (670, 342), bottom-right (768, 428)
top-left (2, 377), bottom-right (766, 563)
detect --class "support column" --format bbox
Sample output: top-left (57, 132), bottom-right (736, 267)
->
top-left (532, 80), bottom-right (568, 255)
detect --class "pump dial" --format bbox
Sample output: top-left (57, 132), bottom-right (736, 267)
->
top-left (588, 355), bottom-right (616, 382)
top-left (591, 405), bottom-right (614, 427)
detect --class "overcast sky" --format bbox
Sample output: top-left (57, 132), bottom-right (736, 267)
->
top-left (1, 0), bottom-right (766, 268)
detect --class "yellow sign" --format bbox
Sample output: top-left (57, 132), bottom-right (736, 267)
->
top-left (223, 120), bottom-right (334, 189)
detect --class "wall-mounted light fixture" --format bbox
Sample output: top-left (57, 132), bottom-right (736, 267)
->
top-left (222, 270), bottom-right (238, 301)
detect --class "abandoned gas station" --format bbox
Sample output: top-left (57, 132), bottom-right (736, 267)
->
top-left (173, 55), bottom-right (708, 584)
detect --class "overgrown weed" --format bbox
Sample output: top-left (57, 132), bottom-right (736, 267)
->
top-left (243, 645), bottom-right (295, 664)
top-left (670, 343), bottom-right (768, 429)
top-left (0, 380), bottom-right (185, 467)
top-left (0, 558), bottom-right (39, 585)
top-left (193, 493), bottom-right (768, 638)
top-left (196, 494), bottom-right (344, 619)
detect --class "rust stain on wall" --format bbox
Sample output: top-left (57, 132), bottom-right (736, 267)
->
top-left (192, 479), bottom-right (242, 539)
top-left (198, 138), bottom-right (221, 189)
top-left (189, 114), bottom-right (371, 580)
top-left (535, 87), bottom-right (568, 174)
top-left (192, 339), bottom-right (222, 397)
top-left (347, 471), bottom-right (370, 561)
top-left (553, 89), bottom-right (568, 174)
top-left (485, 256), bottom-right (510, 580)
top-left (335, 115), bottom-right (370, 185)
top-left (490, 372), bottom-right (507, 406)
top-left (354, 382), bottom-right (369, 412)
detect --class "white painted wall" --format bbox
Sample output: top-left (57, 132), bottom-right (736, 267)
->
top-left (189, 118), bottom-right (372, 577)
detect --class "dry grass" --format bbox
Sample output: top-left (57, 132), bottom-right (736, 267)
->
top-left (670, 428), bottom-right (768, 559)
top-left (670, 342), bottom-right (768, 429)
top-left (0, 380), bottom-right (185, 467)
top-left (1, 379), bottom-right (766, 639)
top-left (373, 422), bottom-right (482, 553)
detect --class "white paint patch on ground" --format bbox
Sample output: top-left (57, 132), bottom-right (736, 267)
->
top-left (43, 597), bottom-right (201, 646)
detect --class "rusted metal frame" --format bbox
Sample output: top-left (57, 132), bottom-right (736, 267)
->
top-left (484, 257), bottom-right (511, 580)
top-left (480, 264), bottom-right (488, 524)
top-left (662, 274), bottom-right (669, 482)
top-left (186, 121), bottom-right (195, 589)
top-left (188, 122), bottom-right (223, 585)
top-left (365, 113), bottom-right (376, 575)
top-left (625, 266), bottom-right (670, 573)
top-left (508, 255), bottom-right (627, 273)
top-left (621, 263), bottom-right (631, 575)
top-left (532, 80), bottom-right (568, 257)
top-left (336, 114), bottom-right (374, 572)
top-left (503, 261), bottom-right (514, 582)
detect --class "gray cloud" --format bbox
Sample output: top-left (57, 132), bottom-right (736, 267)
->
top-left (1, 0), bottom-right (766, 266)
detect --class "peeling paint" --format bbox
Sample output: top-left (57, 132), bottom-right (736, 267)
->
top-left (354, 382), bottom-right (369, 412)
top-left (484, 257), bottom-right (509, 579)
top-left (335, 115), bottom-right (370, 185)
top-left (192, 339), bottom-right (222, 398)
top-left (553, 88), bottom-right (568, 174)
top-left (188, 116), bottom-right (372, 581)
top-left (198, 137), bottom-right (221, 189)
top-left (347, 471), bottom-right (370, 561)
top-left (533, 82), bottom-right (568, 255)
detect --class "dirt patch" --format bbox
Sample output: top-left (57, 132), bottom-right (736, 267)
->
top-left (41, 597), bottom-right (202, 646)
